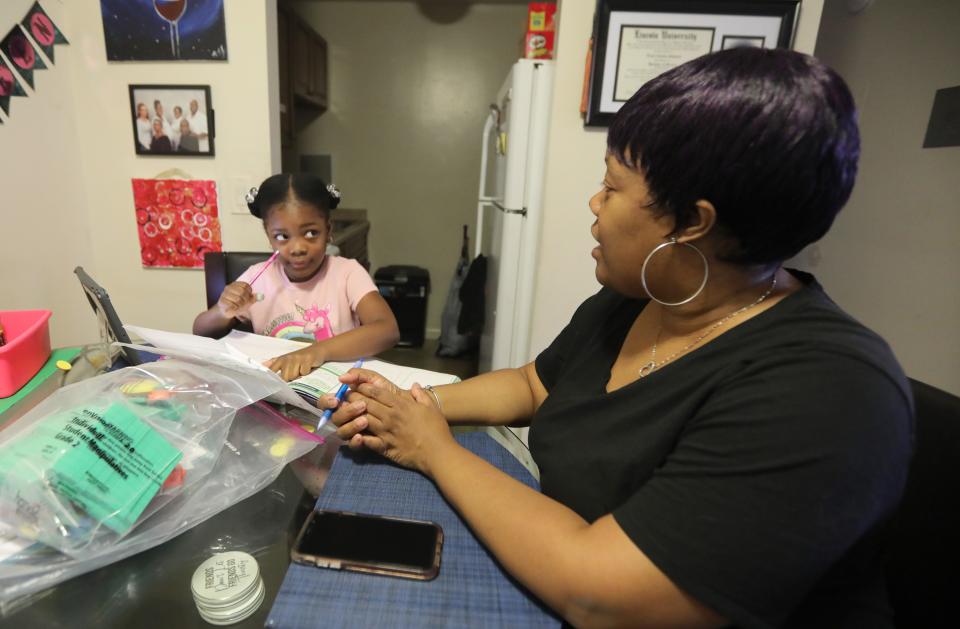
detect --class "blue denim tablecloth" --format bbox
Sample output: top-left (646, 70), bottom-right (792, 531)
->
top-left (266, 431), bottom-right (561, 628)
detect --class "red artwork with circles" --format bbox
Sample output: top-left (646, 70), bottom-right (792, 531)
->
top-left (132, 178), bottom-right (222, 268)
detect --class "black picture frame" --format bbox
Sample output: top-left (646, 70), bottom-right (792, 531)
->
top-left (586, 0), bottom-right (800, 127)
top-left (129, 84), bottom-right (216, 156)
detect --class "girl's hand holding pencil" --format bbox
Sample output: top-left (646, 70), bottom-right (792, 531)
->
top-left (216, 251), bottom-right (279, 319)
top-left (217, 250), bottom-right (280, 319)
top-left (216, 281), bottom-right (257, 318)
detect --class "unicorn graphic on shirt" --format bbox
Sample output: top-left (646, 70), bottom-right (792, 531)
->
top-left (267, 303), bottom-right (334, 341)
top-left (299, 303), bottom-right (334, 341)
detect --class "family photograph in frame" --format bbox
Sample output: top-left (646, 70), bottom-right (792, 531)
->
top-left (129, 84), bottom-right (215, 156)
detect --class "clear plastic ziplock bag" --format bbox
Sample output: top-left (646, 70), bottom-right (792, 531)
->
top-left (0, 400), bottom-right (325, 608)
top-left (0, 359), bottom-right (297, 559)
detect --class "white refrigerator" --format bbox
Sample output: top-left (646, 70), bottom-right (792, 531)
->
top-left (475, 59), bottom-right (555, 430)
top-left (475, 59), bottom-right (554, 442)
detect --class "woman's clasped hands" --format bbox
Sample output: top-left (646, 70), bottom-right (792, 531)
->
top-left (318, 368), bottom-right (455, 475)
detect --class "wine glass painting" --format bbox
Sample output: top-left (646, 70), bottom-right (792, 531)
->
top-left (154, 0), bottom-right (187, 58)
top-left (100, 0), bottom-right (227, 62)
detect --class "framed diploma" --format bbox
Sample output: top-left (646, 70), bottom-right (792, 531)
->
top-left (585, 0), bottom-right (800, 127)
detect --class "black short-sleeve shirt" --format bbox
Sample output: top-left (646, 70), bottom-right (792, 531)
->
top-left (531, 271), bottom-right (913, 628)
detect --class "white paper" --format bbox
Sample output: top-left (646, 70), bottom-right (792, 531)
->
top-left (124, 326), bottom-right (324, 418)
top-left (125, 326), bottom-right (226, 363)
top-left (123, 326), bottom-right (459, 417)
top-left (221, 330), bottom-right (310, 362)
top-left (362, 360), bottom-right (460, 389)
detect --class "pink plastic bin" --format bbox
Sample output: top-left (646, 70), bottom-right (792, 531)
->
top-left (0, 310), bottom-right (53, 398)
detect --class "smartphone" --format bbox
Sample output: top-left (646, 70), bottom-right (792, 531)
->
top-left (291, 509), bottom-right (443, 580)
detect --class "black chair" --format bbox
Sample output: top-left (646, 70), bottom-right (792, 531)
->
top-left (885, 378), bottom-right (960, 628)
top-left (203, 251), bottom-right (272, 309)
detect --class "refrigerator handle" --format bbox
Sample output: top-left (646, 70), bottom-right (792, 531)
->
top-left (476, 106), bottom-right (499, 259)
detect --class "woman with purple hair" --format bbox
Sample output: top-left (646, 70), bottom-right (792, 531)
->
top-left (327, 48), bottom-right (911, 628)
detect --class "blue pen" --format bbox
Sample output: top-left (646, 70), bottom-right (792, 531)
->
top-left (317, 358), bottom-right (364, 429)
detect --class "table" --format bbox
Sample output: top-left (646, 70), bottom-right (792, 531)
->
top-left (0, 350), bottom-right (558, 628)
top-left (266, 431), bottom-right (562, 628)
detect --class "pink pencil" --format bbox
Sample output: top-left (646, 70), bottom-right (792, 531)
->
top-left (248, 251), bottom-right (280, 287)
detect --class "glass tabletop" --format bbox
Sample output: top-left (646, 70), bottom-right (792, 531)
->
top-left (0, 466), bottom-right (317, 629)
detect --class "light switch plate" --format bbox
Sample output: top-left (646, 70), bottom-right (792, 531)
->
top-left (229, 176), bottom-right (254, 215)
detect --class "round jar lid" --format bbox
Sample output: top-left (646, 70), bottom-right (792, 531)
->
top-left (191, 551), bottom-right (261, 608)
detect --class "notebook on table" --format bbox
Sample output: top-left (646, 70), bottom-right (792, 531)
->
top-left (123, 326), bottom-right (459, 422)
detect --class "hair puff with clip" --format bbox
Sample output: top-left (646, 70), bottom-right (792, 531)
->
top-left (325, 183), bottom-right (341, 209)
top-left (244, 187), bottom-right (260, 216)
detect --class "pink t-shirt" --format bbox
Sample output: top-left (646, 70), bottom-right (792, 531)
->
top-left (236, 256), bottom-right (378, 342)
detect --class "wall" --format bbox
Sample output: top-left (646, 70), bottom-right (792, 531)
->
top-left (68, 0), bottom-right (280, 340)
top-left (527, 0), bottom-right (825, 358)
top-left (0, 0), bottom-right (279, 347)
top-left (0, 1), bottom-right (94, 346)
top-left (293, 0), bottom-right (529, 336)
top-left (812, 0), bottom-right (960, 393)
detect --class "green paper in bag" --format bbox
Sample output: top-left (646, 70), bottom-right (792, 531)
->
top-left (0, 403), bottom-right (181, 539)
top-left (49, 404), bottom-right (182, 534)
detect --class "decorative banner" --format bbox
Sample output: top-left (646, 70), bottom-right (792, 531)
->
top-left (21, 2), bottom-right (69, 64)
top-left (1, 25), bottom-right (46, 90)
top-left (101, 0), bottom-right (228, 62)
top-left (132, 178), bottom-right (222, 269)
top-left (0, 56), bottom-right (28, 117)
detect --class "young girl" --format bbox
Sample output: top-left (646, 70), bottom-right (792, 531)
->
top-left (192, 174), bottom-right (399, 381)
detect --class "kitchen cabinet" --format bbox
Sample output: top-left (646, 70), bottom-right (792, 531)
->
top-left (281, 4), bottom-right (327, 111)
top-left (277, 2), bottom-right (328, 170)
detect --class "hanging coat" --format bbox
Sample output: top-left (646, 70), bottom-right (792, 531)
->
top-left (436, 226), bottom-right (478, 357)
